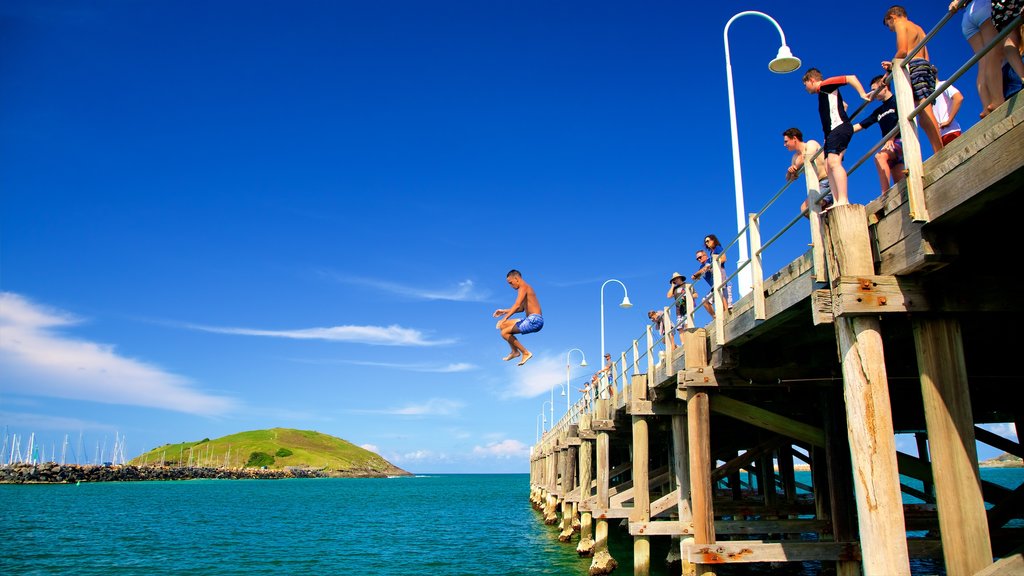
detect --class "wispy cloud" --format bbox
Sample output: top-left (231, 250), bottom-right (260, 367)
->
top-left (353, 398), bottom-right (465, 417)
top-left (0, 411), bottom-right (118, 434)
top-left (391, 449), bottom-right (451, 463)
top-left (499, 354), bottom-right (572, 399)
top-left (472, 439), bottom-right (529, 459)
top-left (0, 292), bottom-right (237, 416)
top-left (292, 358), bottom-right (476, 372)
top-left (324, 273), bottom-right (489, 302)
top-left (360, 443), bottom-right (379, 453)
top-left (184, 323), bottom-right (455, 346)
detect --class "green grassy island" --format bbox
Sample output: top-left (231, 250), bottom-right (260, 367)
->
top-left (130, 427), bottom-right (411, 477)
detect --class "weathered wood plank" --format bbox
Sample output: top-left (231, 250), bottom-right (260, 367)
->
top-left (682, 541), bottom-right (861, 563)
top-left (831, 275), bottom-right (929, 316)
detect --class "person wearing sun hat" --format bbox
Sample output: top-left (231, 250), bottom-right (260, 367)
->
top-left (666, 271), bottom-right (696, 331)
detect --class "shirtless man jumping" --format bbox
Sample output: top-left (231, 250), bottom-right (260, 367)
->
top-left (493, 269), bottom-right (543, 366)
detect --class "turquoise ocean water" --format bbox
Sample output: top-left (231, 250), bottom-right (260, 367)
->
top-left (1, 469), bottom-right (1020, 575)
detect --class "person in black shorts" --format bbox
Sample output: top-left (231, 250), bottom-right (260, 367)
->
top-left (802, 68), bottom-right (870, 206)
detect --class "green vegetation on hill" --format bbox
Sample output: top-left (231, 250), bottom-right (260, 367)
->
top-left (129, 428), bottom-right (410, 476)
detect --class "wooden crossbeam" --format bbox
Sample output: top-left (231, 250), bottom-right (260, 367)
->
top-left (711, 437), bottom-right (787, 482)
top-left (711, 395), bottom-right (825, 448)
top-left (974, 426), bottom-right (1023, 459)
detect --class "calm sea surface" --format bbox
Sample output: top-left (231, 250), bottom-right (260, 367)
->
top-left (1, 470), bottom-right (1020, 575)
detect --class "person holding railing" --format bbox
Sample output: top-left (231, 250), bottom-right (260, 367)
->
top-left (853, 76), bottom-right (906, 195)
top-left (648, 309), bottom-right (675, 347)
top-left (949, 0), bottom-right (1005, 118)
top-left (881, 5), bottom-right (944, 153)
top-left (668, 271), bottom-right (705, 324)
top-left (691, 251), bottom-right (719, 319)
top-left (782, 127), bottom-right (833, 215)
top-left (579, 375), bottom-right (595, 413)
top-left (703, 234), bottom-right (733, 309)
top-left (802, 68), bottom-right (870, 206)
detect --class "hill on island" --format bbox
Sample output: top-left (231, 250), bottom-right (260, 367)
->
top-left (130, 428), bottom-right (411, 477)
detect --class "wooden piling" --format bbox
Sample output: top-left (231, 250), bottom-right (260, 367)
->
top-left (631, 373), bottom-right (651, 575)
top-left (823, 204), bottom-right (910, 575)
top-left (913, 317), bottom-right (992, 575)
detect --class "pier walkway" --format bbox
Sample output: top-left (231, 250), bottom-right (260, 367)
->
top-left (529, 10), bottom-right (1024, 576)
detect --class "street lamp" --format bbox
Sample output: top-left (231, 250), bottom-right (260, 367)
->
top-left (724, 10), bottom-right (801, 296)
top-left (565, 348), bottom-right (588, 416)
top-left (542, 400), bottom-right (553, 433)
top-left (536, 412), bottom-right (543, 443)
top-left (600, 279), bottom-right (633, 369)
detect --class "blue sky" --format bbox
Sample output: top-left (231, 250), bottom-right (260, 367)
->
top-left (1, 1), bottom-right (1016, 473)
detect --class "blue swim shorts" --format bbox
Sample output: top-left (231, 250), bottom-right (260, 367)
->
top-left (816, 178), bottom-right (834, 209)
top-left (516, 314), bottom-right (544, 334)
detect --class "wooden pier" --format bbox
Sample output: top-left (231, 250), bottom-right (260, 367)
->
top-left (529, 80), bottom-right (1024, 574)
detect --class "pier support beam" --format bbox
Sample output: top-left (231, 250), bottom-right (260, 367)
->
top-left (631, 373), bottom-right (651, 575)
top-left (913, 317), bottom-right (992, 575)
top-left (590, 418), bottom-right (617, 574)
top-left (682, 328), bottom-right (715, 576)
top-left (578, 415), bottom-right (595, 557)
top-left (823, 205), bottom-right (910, 576)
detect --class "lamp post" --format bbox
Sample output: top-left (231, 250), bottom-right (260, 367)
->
top-left (565, 348), bottom-right (588, 416)
top-left (542, 400), bottom-right (553, 433)
top-left (536, 412), bottom-right (543, 443)
top-left (600, 279), bottom-right (633, 365)
top-left (724, 11), bottom-right (801, 296)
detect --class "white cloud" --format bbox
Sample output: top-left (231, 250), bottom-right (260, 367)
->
top-left (472, 439), bottom-right (530, 459)
top-left (359, 443), bottom-right (379, 453)
top-left (386, 398), bottom-right (464, 416)
top-left (326, 274), bottom-right (489, 302)
top-left (391, 449), bottom-right (451, 463)
top-left (978, 423), bottom-right (1018, 442)
top-left (185, 322), bottom-right (454, 346)
top-left (0, 292), bottom-right (237, 416)
top-left (499, 354), bottom-right (570, 399)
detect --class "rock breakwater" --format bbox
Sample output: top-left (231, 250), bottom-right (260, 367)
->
top-left (0, 463), bottom-right (329, 483)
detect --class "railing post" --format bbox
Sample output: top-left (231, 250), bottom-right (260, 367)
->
top-left (749, 212), bottom-right (766, 321)
top-left (891, 57), bottom-right (929, 222)
top-left (803, 157), bottom-right (828, 283)
top-left (631, 339), bottom-right (640, 377)
top-left (645, 325), bottom-right (655, 380)
top-left (684, 282), bottom-right (696, 329)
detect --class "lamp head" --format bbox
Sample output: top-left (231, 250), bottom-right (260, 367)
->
top-left (579, 359), bottom-right (588, 367)
top-left (619, 295), bottom-right (633, 309)
top-left (769, 45), bottom-right (801, 73)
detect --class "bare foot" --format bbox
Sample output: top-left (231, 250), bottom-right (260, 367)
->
top-left (517, 352), bottom-right (533, 366)
top-left (502, 352), bottom-right (521, 362)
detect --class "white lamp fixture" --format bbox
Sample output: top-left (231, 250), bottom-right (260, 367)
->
top-left (724, 11), bottom-right (801, 296)
top-left (565, 348), bottom-right (588, 415)
top-left (600, 279), bottom-right (632, 383)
